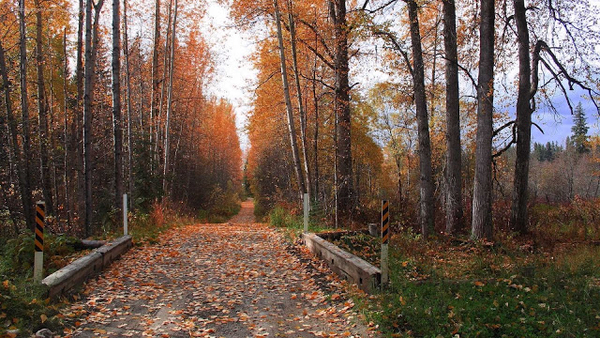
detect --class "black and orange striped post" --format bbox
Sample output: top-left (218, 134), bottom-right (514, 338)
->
top-left (34, 201), bottom-right (45, 282)
top-left (380, 200), bottom-right (390, 286)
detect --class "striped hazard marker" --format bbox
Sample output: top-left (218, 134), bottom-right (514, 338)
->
top-left (381, 200), bottom-right (389, 286)
top-left (381, 200), bottom-right (389, 244)
top-left (34, 202), bottom-right (45, 282)
top-left (35, 202), bottom-right (45, 252)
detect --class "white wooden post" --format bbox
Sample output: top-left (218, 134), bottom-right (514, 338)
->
top-left (123, 194), bottom-right (128, 236)
top-left (303, 193), bottom-right (309, 233)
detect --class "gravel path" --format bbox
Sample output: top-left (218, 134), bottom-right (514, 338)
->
top-left (63, 200), bottom-right (377, 337)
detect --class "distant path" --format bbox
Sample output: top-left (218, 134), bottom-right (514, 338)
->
top-left (64, 199), bottom-right (376, 337)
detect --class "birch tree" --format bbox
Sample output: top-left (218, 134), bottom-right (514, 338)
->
top-left (273, 0), bottom-right (307, 196)
top-left (112, 0), bottom-right (123, 211)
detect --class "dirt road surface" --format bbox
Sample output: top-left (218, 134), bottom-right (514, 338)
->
top-left (62, 200), bottom-right (378, 337)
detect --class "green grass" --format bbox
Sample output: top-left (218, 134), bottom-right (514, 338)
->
top-left (268, 205), bottom-right (331, 241)
top-left (350, 230), bottom-right (600, 337)
top-left (0, 231), bottom-right (82, 337)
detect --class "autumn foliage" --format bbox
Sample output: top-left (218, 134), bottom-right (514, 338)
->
top-left (0, 0), bottom-right (242, 237)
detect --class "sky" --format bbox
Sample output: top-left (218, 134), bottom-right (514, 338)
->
top-left (530, 92), bottom-right (599, 146)
top-left (201, 0), bottom-right (260, 152)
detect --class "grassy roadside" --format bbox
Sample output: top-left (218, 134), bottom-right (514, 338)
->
top-left (347, 230), bottom-right (600, 337)
top-left (267, 205), bottom-right (333, 243)
top-left (264, 206), bottom-right (600, 337)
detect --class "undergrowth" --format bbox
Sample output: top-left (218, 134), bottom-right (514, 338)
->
top-left (268, 205), bottom-right (332, 242)
top-left (0, 231), bottom-right (82, 337)
top-left (350, 228), bottom-right (600, 337)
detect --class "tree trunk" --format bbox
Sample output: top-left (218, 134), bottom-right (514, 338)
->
top-left (510, 0), bottom-right (532, 234)
top-left (1, 40), bottom-right (29, 231)
top-left (442, 0), bottom-right (463, 235)
top-left (83, 0), bottom-right (104, 236)
top-left (62, 29), bottom-right (72, 226)
top-left (330, 0), bottom-right (353, 220)
top-left (158, 0), bottom-right (174, 172)
top-left (83, 0), bottom-right (93, 236)
top-left (287, 1), bottom-right (312, 200)
top-left (406, 0), bottom-right (434, 239)
top-left (123, 0), bottom-right (134, 206)
top-left (471, 0), bottom-right (495, 240)
top-left (149, 0), bottom-right (161, 174)
top-left (112, 0), bottom-right (123, 212)
top-left (312, 66), bottom-right (320, 203)
top-left (76, 0), bottom-right (84, 105)
top-left (75, 0), bottom-right (85, 221)
top-left (18, 0), bottom-right (34, 231)
top-left (273, 0), bottom-right (306, 197)
top-left (35, 0), bottom-right (54, 216)
top-left (163, 0), bottom-right (178, 194)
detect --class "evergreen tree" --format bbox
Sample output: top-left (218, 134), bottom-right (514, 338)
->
top-left (571, 102), bottom-right (590, 154)
top-left (533, 141), bottom-right (563, 162)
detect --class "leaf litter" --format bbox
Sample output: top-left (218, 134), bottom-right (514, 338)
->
top-left (61, 201), bottom-right (377, 337)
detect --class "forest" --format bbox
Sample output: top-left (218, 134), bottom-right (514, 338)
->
top-left (1, 0), bottom-right (600, 336)
top-left (0, 0), bottom-right (242, 239)
top-left (236, 0), bottom-right (600, 241)
top-left (1, 0), bottom-right (600, 242)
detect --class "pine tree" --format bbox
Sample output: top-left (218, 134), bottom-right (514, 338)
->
top-left (571, 102), bottom-right (590, 154)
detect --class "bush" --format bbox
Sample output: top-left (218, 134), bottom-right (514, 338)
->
top-left (269, 205), bottom-right (302, 229)
top-left (531, 197), bottom-right (600, 241)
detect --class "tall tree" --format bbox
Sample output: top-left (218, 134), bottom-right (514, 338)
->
top-left (163, 0), bottom-right (178, 193)
top-left (112, 0), bottom-right (123, 211)
top-left (273, 0), bottom-right (306, 196)
top-left (18, 0), bottom-right (34, 231)
top-left (510, 0), bottom-right (532, 235)
top-left (123, 0), bottom-right (135, 203)
top-left (1, 41), bottom-right (30, 231)
top-left (571, 102), bottom-right (589, 154)
top-left (83, 0), bottom-right (105, 235)
top-left (287, 0), bottom-right (312, 200)
top-left (442, 0), bottom-right (462, 235)
top-left (150, 0), bottom-right (162, 173)
top-left (471, 0), bottom-right (495, 240)
top-left (406, 0), bottom-right (434, 239)
top-left (62, 29), bottom-right (72, 225)
top-left (35, 0), bottom-right (54, 216)
top-left (509, 1), bottom-right (598, 234)
top-left (75, 0), bottom-right (86, 218)
top-left (330, 0), bottom-right (353, 219)
top-left (77, 0), bottom-right (85, 105)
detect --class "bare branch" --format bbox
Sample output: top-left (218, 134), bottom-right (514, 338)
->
top-left (296, 37), bottom-right (335, 70)
top-left (296, 18), bottom-right (335, 61)
top-left (538, 40), bottom-right (600, 111)
top-left (358, 0), bottom-right (398, 14)
top-left (493, 139), bottom-right (516, 159)
top-left (373, 30), bottom-right (413, 76)
top-left (540, 57), bottom-right (574, 114)
top-left (493, 120), bottom-right (515, 138)
top-left (299, 72), bottom-right (334, 90)
top-left (439, 54), bottom-right (477, 89)
top-left (254, 71), bottom-right (278, 92)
